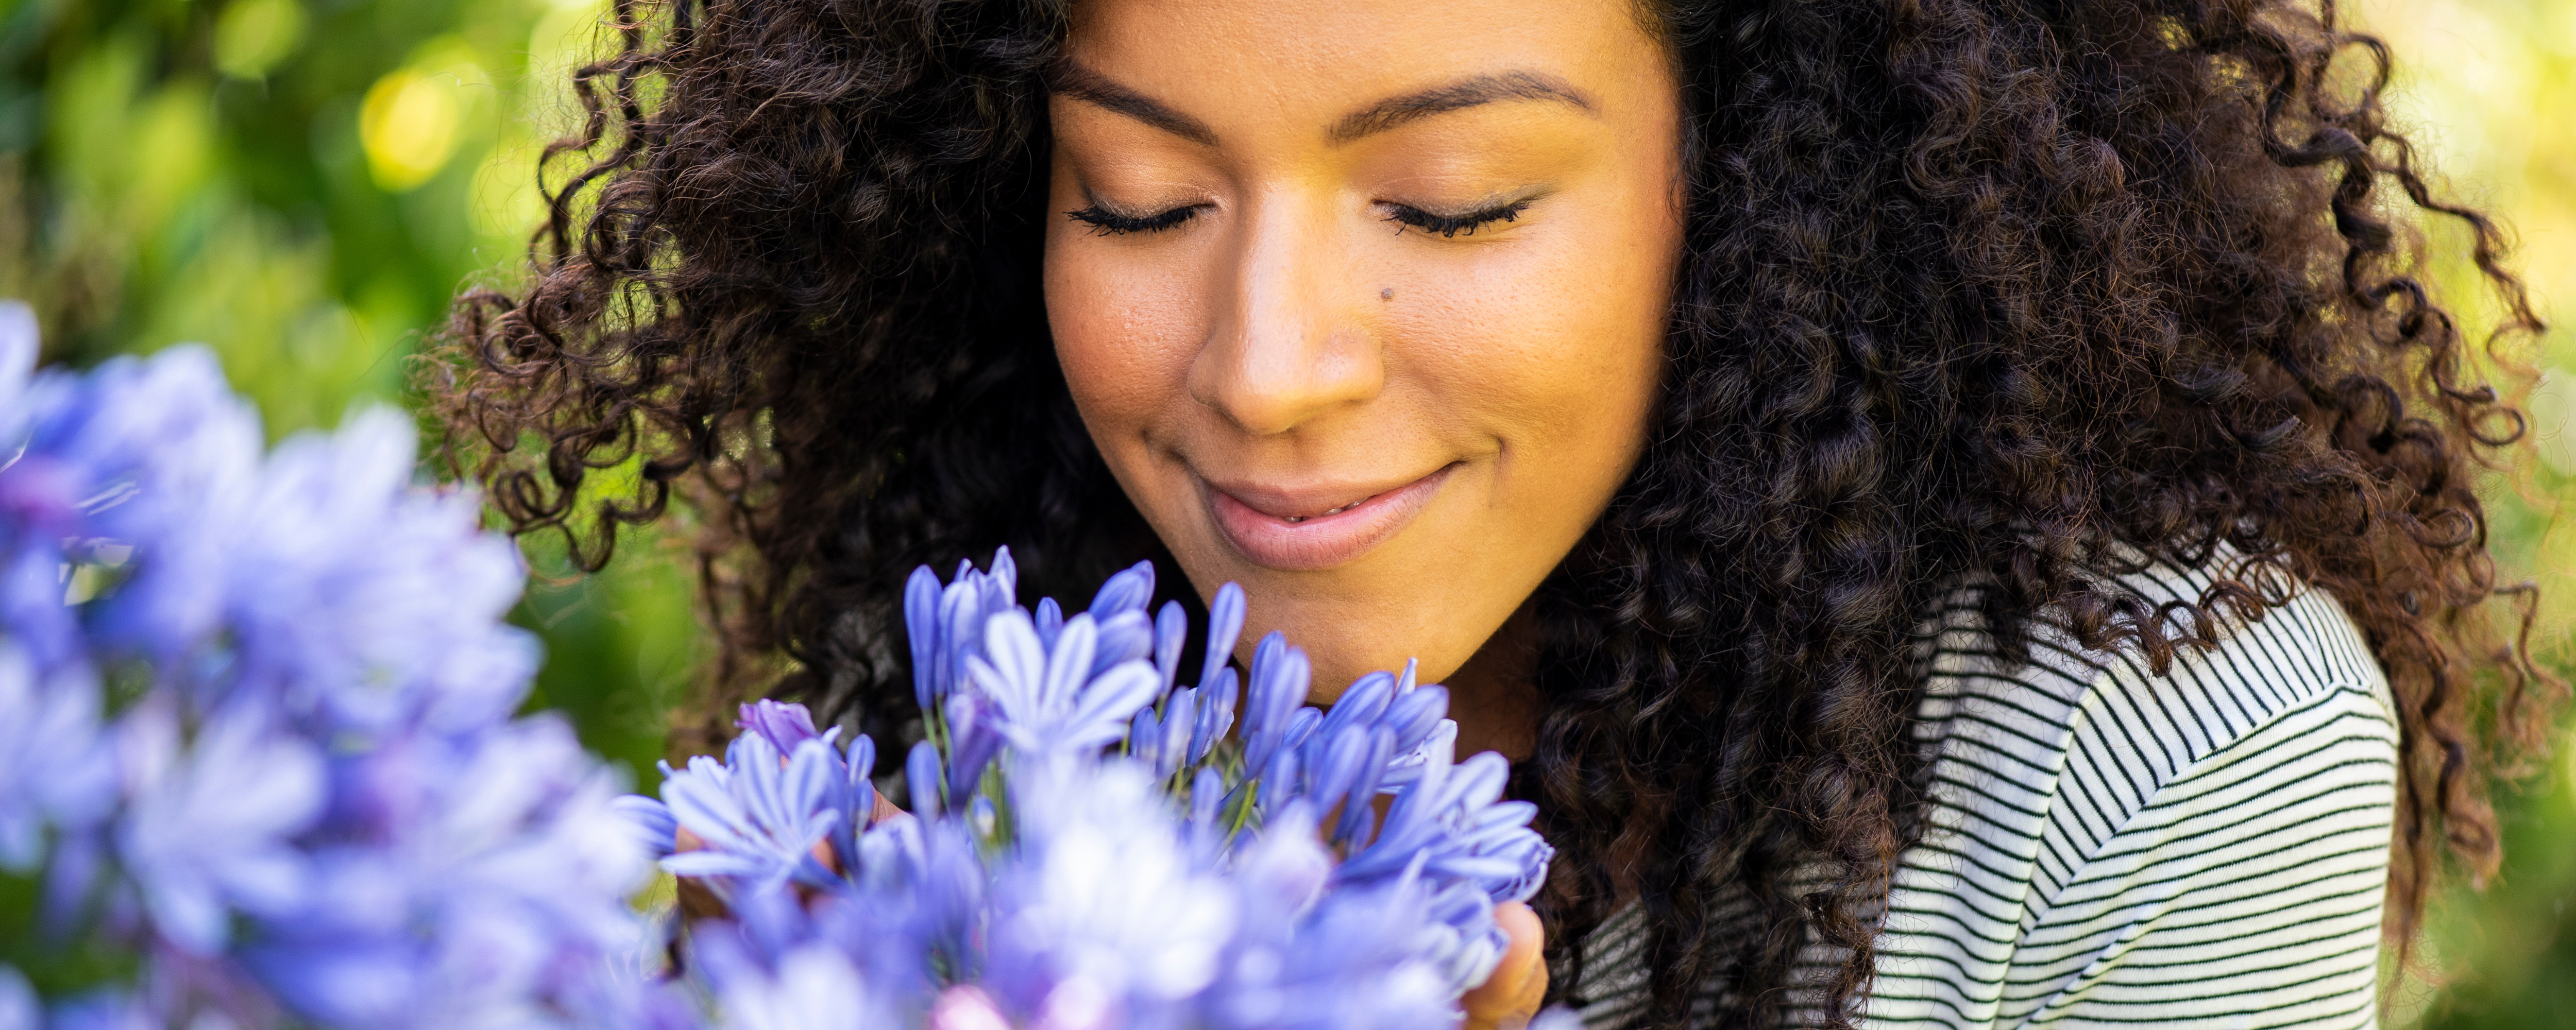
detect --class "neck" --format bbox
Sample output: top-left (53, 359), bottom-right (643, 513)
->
top-left (1442, 600), bottom-right (1542, 762)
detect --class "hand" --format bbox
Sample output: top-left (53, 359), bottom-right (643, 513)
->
top-left (1461, 901), bottom-right (1547, 1030)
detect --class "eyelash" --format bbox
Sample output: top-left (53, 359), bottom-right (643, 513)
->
top-left (1065, 197), bottom-right (1535, 238)
top-left (1383, 199), bottom-right (1530, 238)
top-left (1067, 204), bottom-right (1201, 235)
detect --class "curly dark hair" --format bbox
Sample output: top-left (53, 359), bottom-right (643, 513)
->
top-left (428, 0), bottom-right (2557, 1024)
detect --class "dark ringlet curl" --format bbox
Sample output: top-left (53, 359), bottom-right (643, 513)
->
top-left (425, 0), bottom-right (2558, 1025)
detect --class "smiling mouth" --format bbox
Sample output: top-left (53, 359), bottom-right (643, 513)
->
top-left (1202, 465), bottom-right (1458, 572)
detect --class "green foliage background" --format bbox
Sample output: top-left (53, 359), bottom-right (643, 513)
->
top-left (0, 0), bottom-right (700, 796)
top-left (0, 0), bottom-right (2568, 1023)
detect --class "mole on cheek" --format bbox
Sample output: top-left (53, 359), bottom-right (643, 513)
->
top-left (1381, 288), bottom-right (1395, 301)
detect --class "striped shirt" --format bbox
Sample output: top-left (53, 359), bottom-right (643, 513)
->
top-left (1572, 558), bottom-right (2400, 1028)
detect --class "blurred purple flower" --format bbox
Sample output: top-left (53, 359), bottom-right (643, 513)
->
top-left (0, 646), bottom-right (115, 870)
top-left (906, 739), bottom-right (947, 818)
top-left (612, 795), bottom-right (680, 860)
top-left (242, 716), bottom-right (653, 1029)
top-left (715, 945), bottom-right (894, 1030)
top-left (0, 965), bottom-right (36, 1030)
top-left (736, 699), bottom-right (822, 753)
top-left (981, 760), bottom-right (1238, 1030)
top-left (115, 696), bottom-right (324, 954)
top-left (0, 315), bottom-right (658, 1029)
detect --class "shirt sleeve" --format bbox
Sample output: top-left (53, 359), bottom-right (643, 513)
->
top-left (1991, 680), bottom-right (2398, 1028)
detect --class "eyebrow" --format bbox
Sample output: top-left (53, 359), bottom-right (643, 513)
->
top-left (1327, 71), bottom-right (1596, 144)
top-left (1049, 64), bottom-right (1597, 148)
top-left (1050, 63), bottom-right (1219, 146)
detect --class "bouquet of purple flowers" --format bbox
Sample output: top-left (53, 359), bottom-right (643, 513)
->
top-left (0, 303), bottom-right (1560, 1030)
top-left (634, 550), bottom-right (1555, 1030)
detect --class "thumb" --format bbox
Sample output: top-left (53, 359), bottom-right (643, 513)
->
top-left (1461, 901), bottom-right (1547, 1030)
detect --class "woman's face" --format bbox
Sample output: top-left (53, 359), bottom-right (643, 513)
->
top-left (1045, 0), bottom-right (1682, 698)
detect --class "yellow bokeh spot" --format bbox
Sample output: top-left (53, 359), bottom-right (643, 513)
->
top-left (359, 70), bottom-right (467, 193)
top-left (213, 0), bottom-right (308, 80)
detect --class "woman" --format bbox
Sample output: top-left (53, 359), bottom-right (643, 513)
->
top-left (436, 0), bottom-right (2555, 1025)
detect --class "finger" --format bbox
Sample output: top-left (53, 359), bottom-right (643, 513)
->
top-left (872, 791), bottom-right (909, 826)
top-left (675, 870), bottom-right (728, 923)
top-left (1460, 901), bottom-right (1548, 1030)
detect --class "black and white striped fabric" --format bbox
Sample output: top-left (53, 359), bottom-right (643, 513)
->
top-left (1570, 558), bottom-right (2399, 1028)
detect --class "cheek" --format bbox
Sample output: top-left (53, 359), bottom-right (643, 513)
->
top-left (1391, 218), bottom-right (1670, 466)
top-left (1044, 234), bottom-right (1204, 442)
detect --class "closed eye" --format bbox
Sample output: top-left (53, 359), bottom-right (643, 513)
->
top-left (1067, 204), bottom-right (1202, 236)
top-left (1382, 198), bottom-right (1532, 238)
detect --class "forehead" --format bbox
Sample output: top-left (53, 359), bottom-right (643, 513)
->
top-left (1062, 0), bottom-right (1662, 130)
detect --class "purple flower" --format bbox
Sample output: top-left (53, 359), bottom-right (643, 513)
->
top-left (715, 944), bottom-right (895, 1030)
top-left (1200, 582), bottom-right (1247, 691)
top-left (1091, 608), bottom-right (1155, 680)
top-left (1202, 804), bottom-right (1454, 1030)
top-left (905, 564), bottom-right (949, 714)
top-left (1344, 744), bottom-right (1547, 898)
top-left (660, 733), bottom-right (844, 892)
top-left (1087, 560), bottom-right (1156, 618)
top-left (981, 759), bottom-right (1238, 1029)
top-left (242, 715), bottom-right (654, 1030)
top-left (1151, 602), bottom-right (1188, 693)
top-left (737, 699), bottom-right (822, 752)
top-left (969, 610), bottom-right (1160, 761)
top-left (115, 696), bottom-right (325, 953)
top-left (1035, 596), bottom-right (1065, 651)
top-left (0, 318), bottom-right (664, 1030)
top-left (189, 409), bottom-right (537, 734)
top-left (41, 989), bottom-right (152, 1030)
top-left (1238, 632), bottom-right (1310, 777)
top-left (0, 301), bottom-right (33, 428)
top-left (0, 646), bottom-right (115, 870)
top-left (1124, 705), bottom-right (1161, 772)
top-left (0, 964), bottom-right (37, 1030)
top-left (1156, 688), bottom-right (1199, 780)
top-left (941, 694), bottom-right (1002, 801)
top-left (907, 739), bottom-right (947, 817)
top-left (643, 551), bottom-right (1560, 1030)
top-left (907, 550), bottom-right (1020, 713)
top-left (4, 345), bottom-right (263, 675)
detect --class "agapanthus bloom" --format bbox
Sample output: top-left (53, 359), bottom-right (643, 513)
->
top-left (642, 550), bottom-right (1559, 1028)
top-left (0, 307), bottom-right (663, 1030)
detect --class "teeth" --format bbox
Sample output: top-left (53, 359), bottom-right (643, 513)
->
top-left (1281, 496), bottom-right (1369, 524)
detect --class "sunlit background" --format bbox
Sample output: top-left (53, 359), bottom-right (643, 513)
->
top-left (0, 0), bottom-right (2567, 1023)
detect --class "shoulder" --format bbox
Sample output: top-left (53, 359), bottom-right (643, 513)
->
top-left (1914, 553), bottom-right (2397, 880)
top-left (1868, 556), bottom-right (2400, 1027)
top-left (1916, 552), bottom-right (2395, 800)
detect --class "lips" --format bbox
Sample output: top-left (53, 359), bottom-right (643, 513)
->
top-left (1204, 464), bottom-right (1456, 571)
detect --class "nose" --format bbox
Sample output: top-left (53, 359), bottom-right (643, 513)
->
top-left (1187, 193), bottom-right (1384, 436)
